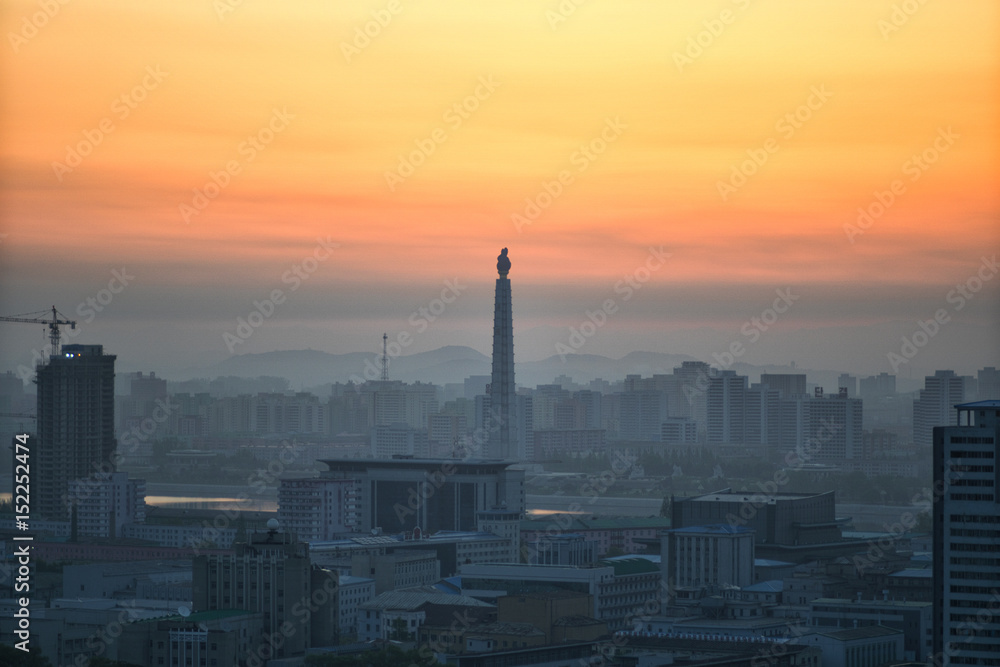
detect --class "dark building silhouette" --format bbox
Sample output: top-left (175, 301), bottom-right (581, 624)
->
top-left (489, 247), bottom-right (520, 460)
top-left (192, 524), bottom-right (338, 659)
top-left (35, 343), bottom-right (116, 520)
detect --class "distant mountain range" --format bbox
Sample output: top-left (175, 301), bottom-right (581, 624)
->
top-left (167, 346), bottom-right (918, 394)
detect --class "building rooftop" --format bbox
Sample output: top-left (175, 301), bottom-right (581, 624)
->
top-left (681, 488), bottom-right (833, 504)
top-left (501, 590), bottom-right (590, 601)
top-left (552, 615), bottom-right (604, 627)
top-left (468, 622), bottom-right (545, 637)
top-left (321, 458), bottom-right (517, 472)
top-left (67, 560), bottom-right (192, 577)
top-left (888, 568), bottom-right (932, 579)
top-left (601, 558), bottom-right (659, 576)
top-left (520, 517), bottom-right (669, 531)
top-left (809, 625), bottom-right (903, 641)
top-left (956, 400), bottom-right (1000, 409)
top-left (669, 524), bottom-right (755, 535)
top-left (812, 597), bottom-right (931, 608)
top-left (361, 591), bottom-right (494, 612)
top-left (742, 580), bottom-right (783, 594)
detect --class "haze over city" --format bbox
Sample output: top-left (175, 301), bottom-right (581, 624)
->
top-left (1, 1), bottom-right (998, 381)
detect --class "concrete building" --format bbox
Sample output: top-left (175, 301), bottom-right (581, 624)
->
top-left (662, 524), bottom-right (755, 589)
top-left (523, 533), bottom-right (597, 566)
top-left (337, 574), bottom-right (376, 637)
top-left (36, 344), bottom-right (117, 520)
top-left (318, 458), bottom-right (524, 536)
top-left (707, 371), bottom-right (747, 445)
top-left (460, 559), bottom-right (661, 631)
top-left (520, 516), bottom-right (669, 558)
top-left (66, 470), bottom-right (146, 538)
top-left (838, 373), bottom-right (858, 398)
top-left (277, 476), bottom-right (360, 541)
top-left (671, 489), bottom-right (844, 548)
top-left (359, 590), bottom-right (494, 642)
top-left (661, 417), bottom-right (697, 444)
top-left (978, 367), bottom-right (1000, 400)
top-left (372, 422), bottom-right (430, 458)
top-left (117, 609), bottom-right (264, 667)
top-left (860, 372), bottom-right (896, 400)
top-left (796, 625), bottom-right (904, 667)
top-left (619, 377), bottom-right (669, 442)
top-left (250, 391), bottom-right (329, 434)
top-left (807, 597), bottom-right (931, 662)
top-left (532, 428), bottom-right (606, 459)
top-left (914, 370), bottom-right (965, 448)
top-left (63, 559), bottom-right (192, 602)
top-left (806, 393), bottom-right (863, 460)
top-left (192, 525), bottom-right (338, 657)
top-left (351, 549), bottom-right (440, 594)
top-left (933, 399), bottom-right (1000, 666)
top-left (760, 374), bottom-right (808, 398)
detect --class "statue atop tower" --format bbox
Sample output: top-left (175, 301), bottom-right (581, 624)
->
top-left (497, 247), bottom-right (511, 277)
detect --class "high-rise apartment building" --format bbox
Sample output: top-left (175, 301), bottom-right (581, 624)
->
top-left (933, 400), bottom-right (1000, 666)
top-left (36, 344), bottom-right (117, 520)
top-left (915, 370), bottom-right (965, 448)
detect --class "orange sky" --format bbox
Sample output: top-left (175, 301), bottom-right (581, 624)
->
top-left (1, 0), bottom-right (998, 374)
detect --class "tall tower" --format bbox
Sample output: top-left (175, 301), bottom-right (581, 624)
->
top-left (35, 344), bottom-right (117, 520)
top-left (489, 248), bottom-right (519, 460)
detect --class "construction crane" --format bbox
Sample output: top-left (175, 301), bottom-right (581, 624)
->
top-left (0, 305), bottom-right (77, 355)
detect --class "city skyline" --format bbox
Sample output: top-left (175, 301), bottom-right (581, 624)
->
top-left (1, 2), bottom-right (998, 380)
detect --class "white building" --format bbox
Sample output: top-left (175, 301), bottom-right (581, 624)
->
top-left (278, 476), bottom-right (360, 541)
top-left (914, 370), bottom-right (965, 448)
top-left (66, 471), bottom-right (145, 538)
top-left (337, 574), bottom-right (375, 637)
top-left (662, 524), bottom-right (755, 589)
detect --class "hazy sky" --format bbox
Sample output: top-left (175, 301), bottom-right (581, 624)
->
top-left (1, 1), bottom-right (998, 381)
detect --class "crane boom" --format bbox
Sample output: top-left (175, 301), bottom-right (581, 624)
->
top-left (0, 305), bottom-right (77, 355)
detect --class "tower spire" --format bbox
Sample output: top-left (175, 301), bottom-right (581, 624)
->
top-left (381, 332), bottom-right (389, 382)
top-left (489, 248), bottom-right (519, 460)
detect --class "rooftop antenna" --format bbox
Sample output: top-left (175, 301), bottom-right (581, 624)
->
top-left (381, 332), bottom-right (389, 382)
